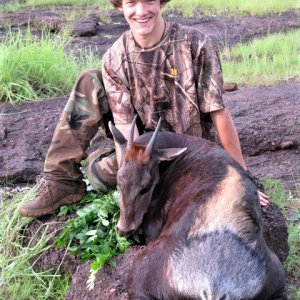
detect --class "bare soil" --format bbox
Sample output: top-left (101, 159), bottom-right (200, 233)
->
top-left (0, 5), bottom-right (299, 299)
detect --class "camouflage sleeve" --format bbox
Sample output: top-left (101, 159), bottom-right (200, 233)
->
top-left (102, 50), bottom-right (134, 125)
top-left (193, 35), bottom-right (225, 113)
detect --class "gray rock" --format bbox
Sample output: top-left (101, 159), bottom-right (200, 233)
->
top-left (72, 16), bottom-right (99, 37)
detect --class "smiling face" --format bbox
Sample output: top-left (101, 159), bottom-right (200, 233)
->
top-left (119, 0), bottom-right (165, 48)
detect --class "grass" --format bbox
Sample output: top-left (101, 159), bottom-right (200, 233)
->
top-left (1, 0), bottom-right (298, 15)
top-left (221, 30), bottom-right (300, 86)
top-left (0, 188), bottom-right (70, 300)
top-left (167, 0), bottom-right (300, 17)
top-left (0, 0), bottom-right (112, 13)
top-left (263, 176), bottom-right (300, 299)
top-left (0, 28), bottom-right (101, 104)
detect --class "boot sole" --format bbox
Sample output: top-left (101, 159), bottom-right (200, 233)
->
top-left (19, 193), bottom-right (86, 217)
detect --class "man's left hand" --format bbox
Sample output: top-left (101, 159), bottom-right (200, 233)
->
top-left (259, 190), bottom-right (269, 207)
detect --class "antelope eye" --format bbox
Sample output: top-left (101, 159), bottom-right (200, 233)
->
top-left (140, 180), bottom-right (152, 195)
top-left (140, 187), bottom-right (149, 195)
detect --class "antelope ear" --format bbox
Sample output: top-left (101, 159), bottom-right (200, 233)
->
top-left (155, 148), bottom-right (187, 162)
top-left (108, 121), bottom-right (127, 145)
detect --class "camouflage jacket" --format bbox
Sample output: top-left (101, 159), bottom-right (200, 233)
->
top-left (102, 21), bottom-right (225, 138)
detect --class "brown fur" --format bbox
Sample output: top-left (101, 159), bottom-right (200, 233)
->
top-left (111, 129), bottom-right (287, 300)
top-left (125, 143), bottom-right (149, 165)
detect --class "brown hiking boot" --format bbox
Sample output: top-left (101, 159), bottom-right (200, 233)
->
top-left (19, 181), bottom-right (87, 217)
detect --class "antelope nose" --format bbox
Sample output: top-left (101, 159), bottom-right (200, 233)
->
top-left (117, 225), bottom-right (134, 238)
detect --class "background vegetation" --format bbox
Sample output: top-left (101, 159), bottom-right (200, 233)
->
top-left (221, 30), bottom-right (300, 86)
top-left (168, 0), bottom-right (300, 16)
top-left (0, 189), bottom-right (70, 300)
top-left (0, 29), bottom-right (100, 104)
top-left (0, 0), bottom-right (112, 13)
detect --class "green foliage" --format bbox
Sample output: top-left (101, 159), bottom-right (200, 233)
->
top-left (167, 0), bottom-right (300, 17)
top-left (56, 190), bottom-right (138, 271)
top-left (221, 30), bottom-right (300, 87)
top-left (56, 189), bottom-right (142, 290)
top-left (0, 28), bottom-right (100, 104)
top-left (0, 0), bottom-right (112, 12)
top-left (26, 0), bottom-right (108, 6)
top-left (0, 189), bottom-right (70, 300)
top-left (263, 177), bottom-right (294, 214)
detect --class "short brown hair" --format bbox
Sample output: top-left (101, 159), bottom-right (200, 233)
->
top-left (110, 0), bottom-right (171, 9)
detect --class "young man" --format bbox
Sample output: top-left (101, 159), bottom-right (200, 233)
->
top-left (19, 0), bottom-right (268, 217)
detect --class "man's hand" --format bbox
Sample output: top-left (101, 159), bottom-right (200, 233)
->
top-left (259, 190), bottom-right (270, 207)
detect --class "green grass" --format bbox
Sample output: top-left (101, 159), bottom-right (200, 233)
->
top-left (1, 0), bottom-right (298, 15)
top-left (0, 188), bottom-right (70, 300)
top-left (263, 177), bottom-right (300, 299)
top-left (221, 30), bottom-right (300, 87)
top-left (167, 0), bottom-right (300, 16)
top-left (0, 28), bottom-right (101, 104)
top-left (0, 0), bottom-right (112, 13)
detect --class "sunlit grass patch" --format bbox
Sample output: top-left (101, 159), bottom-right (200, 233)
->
top-left (0, 28), bottom-right (101, 104)
top-left (221, 30), bottom-right (300, 87)
top-left (167, 0), bottom-right (300, 17)
top-left (26, 0), bottom-right (109, 6)
top-left (0, 0), bottom-right (112, 12)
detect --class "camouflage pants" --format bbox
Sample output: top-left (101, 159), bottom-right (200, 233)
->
top-left (44, 69), bottom-right (118, 192)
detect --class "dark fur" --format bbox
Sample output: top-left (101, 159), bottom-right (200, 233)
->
top-left (117, 132), bottom-right (287, 300)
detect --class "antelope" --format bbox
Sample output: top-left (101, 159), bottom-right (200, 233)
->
top-left (109, 116), bottom-right (287, 300)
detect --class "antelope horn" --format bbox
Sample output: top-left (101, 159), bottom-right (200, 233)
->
top-left (127, 115), bottom-right (138, 152)
top-left (144, 118), bottom-right (162, 159)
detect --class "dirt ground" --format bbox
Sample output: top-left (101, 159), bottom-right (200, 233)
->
top-left (0, 4), bottom-right (299, 300)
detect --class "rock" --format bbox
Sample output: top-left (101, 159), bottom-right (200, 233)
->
top-left (223, 82), bottom-right (238, 92)
top-left (34, 15), bottom-right (63, 32)
top-left (280, 140), bottom-right (298, 150)
top-left (225, 83), bottom-right (300, 157)
top-left (72, 15), bottom-right (99, 37)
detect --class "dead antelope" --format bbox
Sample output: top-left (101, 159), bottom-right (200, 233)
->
top-left (109, 116), bottom-right (287, 300)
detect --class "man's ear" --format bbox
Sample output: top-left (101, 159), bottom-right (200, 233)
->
top-left (154, 148), bottom-right (187, 162)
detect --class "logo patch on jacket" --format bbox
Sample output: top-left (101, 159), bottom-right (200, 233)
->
top-left (170, 68), bottom-right (178, 77)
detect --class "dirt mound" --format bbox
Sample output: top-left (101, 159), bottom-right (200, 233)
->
top-left (64, 203), bottom-right (288, 300)
top-left (21, 202), bottom-right (287, 300)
